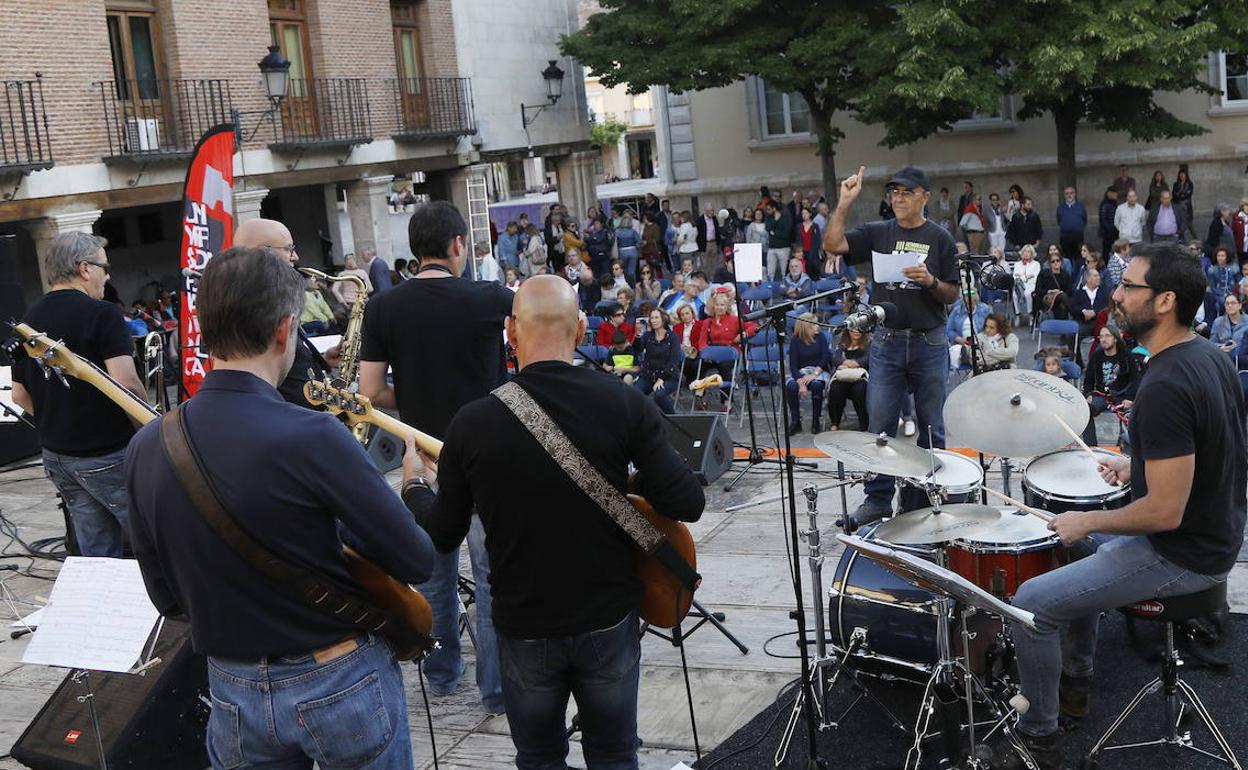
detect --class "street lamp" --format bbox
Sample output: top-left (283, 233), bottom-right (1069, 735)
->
top-left (233, 45), bottom-right (291, 143)
top-left (521, 60), bottom-right (567, 130)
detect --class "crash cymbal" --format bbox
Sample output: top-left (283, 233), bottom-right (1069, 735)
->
top-left (945, 369), bottom-right (1090, 457)
top-left (873, 503), bottom-right (1003, 545)
top-left (812, 430), bottom-right (942, 478)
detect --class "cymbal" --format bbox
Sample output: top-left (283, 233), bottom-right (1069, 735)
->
top-left (873, 504), bottom-right (1003, 545)
top-left (945, 369), bottom-right (1090, 457)
top-left (812, 430), bottom-right (941, 478)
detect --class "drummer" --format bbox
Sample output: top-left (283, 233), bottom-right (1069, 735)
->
top-left (1009, 243), bottom-right (1246, 769)
top-left (822, 165), bottom-right (959, 526)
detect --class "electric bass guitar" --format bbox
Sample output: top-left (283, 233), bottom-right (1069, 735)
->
top-left (4, 322), bottom-right (435, 659)
top-left (304, 378), bottom-right (699, 628)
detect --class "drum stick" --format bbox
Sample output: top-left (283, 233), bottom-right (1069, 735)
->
top-left (981, 486), bottom-right (1054, 523)
top-left (1052, 414), bottom-right (1120, 486)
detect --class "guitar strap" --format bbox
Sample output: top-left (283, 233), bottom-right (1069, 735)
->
top-left (491, 381), bottom-right (699, 590)
top-left (157, 404), bottom-right (425, 657)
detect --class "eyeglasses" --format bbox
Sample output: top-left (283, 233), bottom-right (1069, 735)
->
top-left (267, 243), bottom-right (297, 256)
top-left (81, 260), bottom-right (110, 272)
top-left (1116, 279), bottom-right (1154, 292)
top-left (887, 188), bottom-right (924, 199)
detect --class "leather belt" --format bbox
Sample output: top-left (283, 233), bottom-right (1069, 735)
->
top-left (312, 635), bottom-right (360, 664)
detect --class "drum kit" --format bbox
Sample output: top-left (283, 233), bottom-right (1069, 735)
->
top-left (778, 370), bottom-right (1131, 769)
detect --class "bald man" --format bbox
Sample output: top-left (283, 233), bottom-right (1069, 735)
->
top-left (233, 218), bottom-right (330, 408)
top-left (401, 275), bottom-right (705, 769)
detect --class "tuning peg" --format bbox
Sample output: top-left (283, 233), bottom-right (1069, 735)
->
top-left (47, 365), bottom-right (70, 390)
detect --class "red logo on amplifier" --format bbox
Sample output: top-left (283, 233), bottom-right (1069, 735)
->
top-left (64, 730), bottom-right (81, 744)
top-left (1131, 601), bottom-right (1164, 615)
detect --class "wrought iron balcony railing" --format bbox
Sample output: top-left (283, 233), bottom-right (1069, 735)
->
top-left (391, 77), bottom-right (476, 140)
top-left (0, 77), bottom-right (53, 173)
top-left (270, 78), bottom-right (373, 150)
top-left (96, 78), bottom-right (233, 160)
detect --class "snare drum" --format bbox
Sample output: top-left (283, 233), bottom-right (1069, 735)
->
top-left (918, 449), bottom-right (984, 504)
top-left (947, 511), bottom-right (1063, 599)
top-left (827, 524), bottom-right (1002, 682)
top-left (1023, 448), bottom-right (1131, 513)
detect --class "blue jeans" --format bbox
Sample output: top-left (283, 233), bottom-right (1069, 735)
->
top-left (499, 611), bottom-right (641, 770)
top-left (417, 514), bottom-right (503, 711)
top-left (43, 448), bottom-right (130, 557)
top-left (1012, 535), bottom-right (1227, 737)
top-left (618, 248), bottom-right (638, 282)
top-left (862, 328), bottom-right (948, 509)
top-left (635, 373), bottom-right (677, 413)
top-left (205, 635), bottom-right (412, 770)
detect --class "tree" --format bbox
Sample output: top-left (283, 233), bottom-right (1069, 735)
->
top-left (886, 1), bottom-right (1248, 195)
top-left (590, 116), bottom-right (629, 148)
top-left (561, 1), bottom-right (996, 201)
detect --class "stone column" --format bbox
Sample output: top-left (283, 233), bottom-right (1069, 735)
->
top-left (233, 187), bottom-right (269, 225)
top-left (554, 151), bottom-right (600, 225)
top-left (320, 183), bottom-right (347, 266)
top-left (345, 175), bottom-right (395, 264)
top-left (30, 209), bottom-right (103, 290)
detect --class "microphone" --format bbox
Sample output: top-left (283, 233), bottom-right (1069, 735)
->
top-left (978, 262), bottom-right (1015, 291)
top-left (843, 301), bottom-right (899, 333)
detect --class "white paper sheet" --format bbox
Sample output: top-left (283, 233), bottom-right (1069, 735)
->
top-left (669, 764), bottom-right (695, 770)
top-left (871, 250), bottom-right (925, 284)
top-left (9, 605), bottom-right (45, 629)
top-left (22, 558), bottom-right (159, 673)
top-left (308, 334), bottom-right (342, 354)
top-left (733, 243), bottom-right (764, 282)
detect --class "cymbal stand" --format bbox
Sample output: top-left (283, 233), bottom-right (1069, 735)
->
top-left (775, 485), bottom-right (905, 767)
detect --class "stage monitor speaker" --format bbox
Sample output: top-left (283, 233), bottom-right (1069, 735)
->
top-left (365, 423), bottom-right (404, 473)
top-left (664, 414), bottom-right (733, 486)
top-left (10, 619), bottom-right (209, 770)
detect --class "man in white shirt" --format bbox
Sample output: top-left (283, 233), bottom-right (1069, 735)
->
top-left (1113, 189), bottom-right (1147, 245)
top-left (986, 192), bottom-right (1008, 252)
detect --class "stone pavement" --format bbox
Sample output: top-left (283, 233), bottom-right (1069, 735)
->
top-left (2, 386), bottom-right (1246, 769)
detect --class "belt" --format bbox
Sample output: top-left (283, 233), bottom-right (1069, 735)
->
top-left (311, 634), bottom-right (360, 664)
top-left (878, 326), bottom-right (941, 337)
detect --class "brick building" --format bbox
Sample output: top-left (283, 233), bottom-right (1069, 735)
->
top-left (0, 0), bottom-right (592, 305)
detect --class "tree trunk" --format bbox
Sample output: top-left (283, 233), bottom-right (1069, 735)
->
top-left (1052, 99), bottom-right (1080, 197)
top-left (809, 100), bottom-right (839, 204)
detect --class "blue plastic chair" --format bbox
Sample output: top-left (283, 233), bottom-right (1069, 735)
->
top-left (1038, 318), bottom-right (1080, 353)
top-left (1031, 357), bottom-right (1082, 381)
top-left (742, 286), bottom-right (772, 305)
top-left (812, 276), bottom-right (845, 317)
top-left (748, 327), bottom-right (777, 347)
top-left (745, 343), bottom-right (781, 386)
top-left (693, 345), bottom-right (739, 415)
top-left (659, 278), bottom-right (672, 291)
top-left (575, 344), bottom-right (610, 365)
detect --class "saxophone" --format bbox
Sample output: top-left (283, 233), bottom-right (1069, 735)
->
top-left (299, 266), bottom-right (370, 442)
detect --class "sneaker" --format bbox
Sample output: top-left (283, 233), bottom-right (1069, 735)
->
top-left (1009, 729), bottom-right (1064, 770)
top-left (903, 419), bottom-right (917, 437)
top-left (1059, 672), bottom-right (1090, 720)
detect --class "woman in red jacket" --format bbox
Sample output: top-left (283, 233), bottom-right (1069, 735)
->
top-left (690, 290), bottom-right (758, 409)
top-left (595, 304), bottom-right (636, 347)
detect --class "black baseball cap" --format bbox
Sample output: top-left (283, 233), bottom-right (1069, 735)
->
top-left (887, 166), bottom-right (931, 192)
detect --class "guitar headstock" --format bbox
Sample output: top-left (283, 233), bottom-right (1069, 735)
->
top-left (304, 378), bottom-right (374, 423)
top-left (6, 321), bottom-right (74, 388)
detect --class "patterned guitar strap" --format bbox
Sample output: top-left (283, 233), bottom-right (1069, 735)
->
top-left (491, 381), bottom-right (700, 590)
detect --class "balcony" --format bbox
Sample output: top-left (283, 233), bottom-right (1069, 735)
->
top-left (96, 79), bottom-right (233, 162)
top-left (270, 78), bottom-right (373, 151)
top-left (391, 77), bottom-right (476, 141)
top-left (0, 78), bottom-right (53, 174)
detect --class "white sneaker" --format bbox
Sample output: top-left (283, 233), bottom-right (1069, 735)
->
top-left (903, 419), bottom-right (917, 437)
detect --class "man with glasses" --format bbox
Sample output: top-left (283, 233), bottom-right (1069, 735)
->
top-left (235, 218), bottom-right (332, 410)
top-left (1010, 244), bottom-right (1245, 768)
top-left (822, 165), bottom-right (959, 525)
top-left (1057, 186), bottom-right (1088, 270)
top-left (11, 232), bottom-right (146, 557)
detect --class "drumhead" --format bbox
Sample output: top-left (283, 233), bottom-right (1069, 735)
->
top-left (1023, 449), bottom-right (1130, 503)
top-left (924, 450), bottom-right (983, 495)
top-left (952, 509), bottom-right (1058, 551)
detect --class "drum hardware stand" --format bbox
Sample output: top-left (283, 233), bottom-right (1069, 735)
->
top-left (640, 598), bottom-right (749, 654)
top-left (723, 473), bottom-right (869, 513)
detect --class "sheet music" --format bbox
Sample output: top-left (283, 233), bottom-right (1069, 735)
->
top-left (733, 243), bottom-right (764, 282)
top-left (308, 334), bottom-right (341, 354)
top-left (21, 558), bottom-right (160, 673)
top-left (871, 250), bottom-right (925, 284)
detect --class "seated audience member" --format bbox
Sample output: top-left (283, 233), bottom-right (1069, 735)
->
top-left (665, 276), bottom-right (706, 318)
top-left (1068, 266), bottom-right (1110, 350)
top-left (822, 248), bottom-right (856, 283)
top-left (596, 303), bottom-right (636, 347)
top-left (672, 304), bottom-right (705, 389)
top-left (599, 273), bottom-right (620, 305)
top-left (609, 259), bottom-right (632, 294)
top-left (658, 272), bottom-right (686, 310)
top-left (577, 268), bottom-right (601, 313)
top-left (616, 287), bottom-right (637, 323)
top-left (692, 290), bottom-right (757, 410)
top-left (1104, 238), bottom-right (1130, 288)
top-left (826, 328), bottom-right (871, 431)
top-left (1042, 354), bottom-right (1075, 383)
top-left (634, 308), bottom-right (681, 414)
top-left (1210, 293), bottom-right (1247, 356)
top-left (1236, 259), bottom-right (1248, 302)
top-left (781, 256), bottom-right (814, 305)
top-left (785, 312), bottom-right (831, 434)
top-left (1073, 247), bottom-right (1103, 290)
top-left (1012, 244), bottom-right (1041, 318)
top-left (946, 287), bottom-right (991, 370)
top-left (974, 313), bottom-right (1019, 370)
top-left (604, 330), bottom-right (639, 384)
top-left (679, 256), bottom-right (695, 282)
top-left (636, 264), bottom-right (663, 303)
top-left (299, 276), bottom-right (337, 335)
top-left (712, 247), bottom-right (736, 284)
top-left (1033, 249), bottom-right (1073, 319)
top-left (1081, 325), bottom-right (1137, 445)
top-left (503, 266), bottom-right (521, 292)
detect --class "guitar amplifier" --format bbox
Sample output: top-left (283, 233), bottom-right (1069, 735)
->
top-left (664, 414), bottom-right (733, 486)
top-left (10, 619), bottom-right (209, 770)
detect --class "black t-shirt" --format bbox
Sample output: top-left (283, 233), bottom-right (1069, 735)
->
top-left (843, 218), bottom-right (957, 331)
top-left (1130, 336), bottom-right (1246, 575)
top-left (277, 330), bottom-right (330, 410)
top-left (13, 290), bottom-right (136, 456)
top-left (359, 276), bottom-right (514, 437)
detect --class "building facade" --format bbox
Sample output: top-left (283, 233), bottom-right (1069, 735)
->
top-left (0, 0), bottom-right (590, 305)
top-left (649, 58), bottom-right (1248, 235)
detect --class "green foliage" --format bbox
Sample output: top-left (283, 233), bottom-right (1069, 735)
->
top-left (590, 117), bottom-right (630, 147)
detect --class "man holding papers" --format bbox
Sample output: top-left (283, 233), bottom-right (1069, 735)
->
top-left (823, 165), bottom-right (959, 525)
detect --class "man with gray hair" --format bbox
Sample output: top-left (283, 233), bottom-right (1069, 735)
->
top-left (362, 246), bottom-right (392, 296)
top-left (11, 232), bottom-right (145, 557)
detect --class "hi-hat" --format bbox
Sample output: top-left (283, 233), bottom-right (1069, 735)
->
top-left (813, 430), bottom-right (941, 478)
top-left (944, 369), bottom-right (1090, 457)
top-left (873, 503), bottom-right (1003, 545)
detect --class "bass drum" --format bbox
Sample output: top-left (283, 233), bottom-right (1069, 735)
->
top-left (1023, 448), bottom-right (1131, 513)
top-left (828, 525), bottom-right (1003, 683)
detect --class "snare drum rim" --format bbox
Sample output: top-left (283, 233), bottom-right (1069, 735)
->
top-left (948, 535), bottom-right (1059, 554)
top-left (1022, 449), bottom-right (1132, 506)
top-left (927, 450), bottom-right (985, 496)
